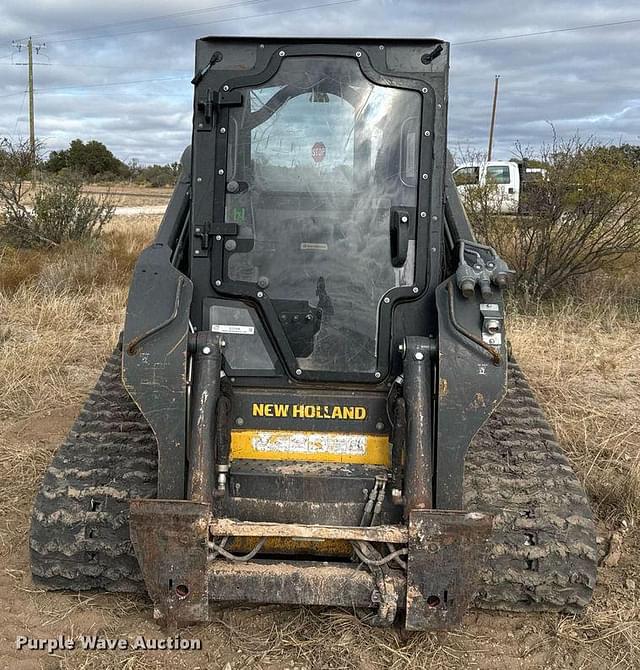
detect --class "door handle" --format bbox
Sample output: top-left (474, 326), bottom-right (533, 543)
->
top-left (390, 208), bottom-right (410, 267)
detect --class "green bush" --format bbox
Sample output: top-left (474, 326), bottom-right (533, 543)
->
top-left (461, 137), bottom-right (640, 300)
top-left (1, 179), bottom-right (114, 249)
top-left (133, 162), bottom-right (180, 187)
top-left (0, 140), bottom-right (114, 248)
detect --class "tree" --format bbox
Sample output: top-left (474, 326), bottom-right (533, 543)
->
top-left (461, 136), bottom-right (640, 300)
top-left (134, 162), bottom-right (180, 187)
top-left (45, 139), bottom-right (130, 180)
top-left (0, 138), bottom-right (114, 248)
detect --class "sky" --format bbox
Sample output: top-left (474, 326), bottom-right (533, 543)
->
top-left (1, 1), bottom-right (639, 165)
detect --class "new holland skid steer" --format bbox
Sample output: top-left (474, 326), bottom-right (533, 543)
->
top-left (30, 36), bottom-right (597, 630)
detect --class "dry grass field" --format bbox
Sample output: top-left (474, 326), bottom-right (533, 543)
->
top-left (0, 210), bottom-right (639, 669)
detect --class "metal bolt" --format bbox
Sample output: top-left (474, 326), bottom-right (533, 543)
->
top-left (195, 227), bottom-right (201, 233)
top-left (223, 85), bottom-right (229, 91)
top-left (295, 368), bottom-right (302, 376)
top-left (401, 215), bottom-right (408, 223)
top-left (234, 482), bottom-right (241, 493)
top-left (202, 346), bottom-right (211, 355)
top-left (378, 44), bottom-right (384, 50)
top-left (375, 421), bottom-right (385, 431)
top-left (486, 319), bottom-right (501, 334)
top-left (225, 239), bottom-right (236, 251)
top-left (355, 50), bottom-right (362, 57)
top-left (235, 417), bottom-right (244, 426)
top-left (424, 130), bottom-right (431, 136)
top-left (257, 291), bottom-right (264, 298)
top-left (422, 87), bottom-right (428, 93)
top-left (215, 234), bottom-right (222, 241)
top-left (194, 249), bottom-right (200, 255)
top-left (215, 279), bottom-right (221, 286)
top-left (412, 286), bottom-right (419, 294)
top-left (383, 296), bottom-right (390, 303)
top-left (422, 173), bottom-right (429, 180)
top-left (431, 247), bottom-right (437, 252)
top-left (279, 50), bottom-right (286, 56)
top-left (487, 261), bottom-right (495, 269)
top-left (196, 177), bottom-right (202, 182)
top-left (218, 168), bottom-right (224, 175)
top-left (374, 371), bottom-right (381, 379)
top-left (414, 351), bottom-right (424, 361)
top-left (437, 103), bottom-right (442, 108)
top-left (432, 215), bottom-right (438, 221)
top-left (220, 127), bottom-right (226, 134)
top-left (398, 341), bottom-right (405, 353)
top-left (420, 211), bottom-right (427, 218)
top-left (198, 122), bottom-right (203, 128)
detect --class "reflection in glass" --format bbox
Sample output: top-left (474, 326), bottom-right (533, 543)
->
top-left (225, 57), bottom-right (421, 374)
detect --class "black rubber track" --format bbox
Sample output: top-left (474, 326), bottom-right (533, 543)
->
top-left (30, 348), bottom-right (597, 611)
top-left (465, 358), bottom-right (597, 612)
top-left (30, 344), bottom-right (157, 592)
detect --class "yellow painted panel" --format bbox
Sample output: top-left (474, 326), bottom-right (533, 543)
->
top-left (230, 430), bottom-right (391, 466)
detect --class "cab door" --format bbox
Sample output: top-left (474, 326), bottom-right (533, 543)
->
top-left (218, 55), bottom-right (424, 381)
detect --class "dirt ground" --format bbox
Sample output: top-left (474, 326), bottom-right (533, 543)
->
top-left (0, 210), bottom-right (638, 669)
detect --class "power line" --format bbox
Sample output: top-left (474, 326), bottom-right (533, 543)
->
top-left (4, 10), bottom-right (634, 105)
top-left (454, 16), bottom-right (640, 46)
top-left (45, 0), bottom-right (361, 44)
top-left (12, 90), bottom-right (28, 136)
top-left (35, 76), bottom-right (188, 94)
top-left (23, 0), bottom-right (275, 42)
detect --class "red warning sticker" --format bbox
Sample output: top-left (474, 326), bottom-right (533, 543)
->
top-left (311, 142), bottom-right (326, 163)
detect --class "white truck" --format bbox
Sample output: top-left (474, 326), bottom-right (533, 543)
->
top-left (453, 160), bottom-right (545, 214)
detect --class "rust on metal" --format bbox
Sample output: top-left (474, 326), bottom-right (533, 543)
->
top-left (403, 336), bottom-right (434, 512)
top-left (209, 518), bottom-right (408, 543)
top-left (405, 509), bottom-right (493, 630)
top-left (129, 499), bottom-right (211, 630)
top-left (208, 559), bottom-right (406, 608)
top-left (187, 332), bottom-right (222, 504)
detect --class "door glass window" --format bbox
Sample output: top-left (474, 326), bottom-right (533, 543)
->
top-left (453, 166), bottom-right (479, 186)
top-left (224, 56), bottom-right (421, 374)
top-left (486, 165), bottom-right (511, 184)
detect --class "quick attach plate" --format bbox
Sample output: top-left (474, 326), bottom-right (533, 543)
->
top-left (129, 500), bottom-right (211, 630)
top-left (406, 509), bottom-right (492, 630)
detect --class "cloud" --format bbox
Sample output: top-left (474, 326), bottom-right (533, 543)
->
top-left (1, 0), bottom-right (639, 163)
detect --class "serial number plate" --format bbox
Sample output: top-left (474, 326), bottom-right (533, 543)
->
top-left (252, 431), bottom-right (366, 456)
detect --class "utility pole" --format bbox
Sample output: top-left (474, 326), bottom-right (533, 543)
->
top-left (12, 37), bottom-right (46, 161)
top-left (27, 38), bottom-right (35, 159)
top-left (487, 74), bottom-right (500, 162)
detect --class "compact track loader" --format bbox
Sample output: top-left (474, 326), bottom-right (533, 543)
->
top-left (31, 36), bottom-right (597, 630)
